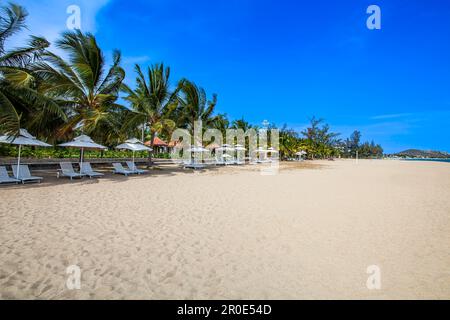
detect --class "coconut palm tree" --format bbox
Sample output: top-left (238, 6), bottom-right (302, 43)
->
top-left (231, 117), bottom-right (253, 132)
top-left (178, 79), bottom-right (217, 139)
top-left (0, 3), bottom-right (65, 136)
top-left (32, 30), bottom-right (125, 144)
top-left (211, 113), bottom-right (229, 136)
top-left (121, 63), bottom-right (180, 165)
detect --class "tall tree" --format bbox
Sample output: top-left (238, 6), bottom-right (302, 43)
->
top-left (279, 125), bottom-right (302, 160)
top-left (178, 79), bottom-right (217, 139)
top-left (346, 130), bottom-right (361, 157)
top-left (33, 30), bottom-right (125, 144)
top-left (121, 63), bottom-right (180, 165)
top-left (211, 113), bottom-right (229, 136)
top-left (301, 117), bottom-right (339, 159)
top-left (0, 3), bottom-right (65, 136)
top-left (231, 117), bottom-right (253, 132)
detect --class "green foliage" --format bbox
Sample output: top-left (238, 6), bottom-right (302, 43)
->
top-left (121, 63), bottom-right (179, 144)
top-left (0, 144), bottom-right (161, 159)
top-left (178, 79), bottom-right (217, 135)
top-left (0, 3), bottom-right (63, 136)
top-left (279, 125), bottom-right (302, 159)
top-left (301, 117), bottom-right (340, 159)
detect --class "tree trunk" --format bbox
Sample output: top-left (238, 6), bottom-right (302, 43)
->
top-left (148, 131), bottom-right (156, 168)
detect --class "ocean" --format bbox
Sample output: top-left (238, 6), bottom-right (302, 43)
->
top-left (403, 158), bottom-right (450, 163)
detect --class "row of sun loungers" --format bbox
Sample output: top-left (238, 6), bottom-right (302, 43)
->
top-left (1, 159), bottom-right (274, 184)
top-left (0, 165), bottom-right (42, 184)
top-left (182, 157), bottom-right (270, 169)
top-left (0, 161), bottom-right (148, 185)
top-left (58, 162), bottom-right (105, 180)
top-left (59, 161), bottom-right (148, 179)
top-left (112, 162), bottom-right (148, 176)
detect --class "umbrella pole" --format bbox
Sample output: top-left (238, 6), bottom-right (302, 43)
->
top-left (16, 144), bottom-right (22, 178)
top-left (133, 151), bottom-right (135, 165)
top-left (80, 148), bottom-right (84, 173)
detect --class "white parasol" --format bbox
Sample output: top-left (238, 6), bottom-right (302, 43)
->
top-left (116, 138), bottom-right (152, 164)
top-left (58, 135), bottom-right (107, 173)
top-left (0, 129), bottom-right (51, 178)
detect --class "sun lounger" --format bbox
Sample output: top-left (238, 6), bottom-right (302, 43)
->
top-left (203, 159), bottom-right (216, 166)
top-left (184, 161), bottom-right (206, 169)
top-left (112, 163), bottom-right (134, 176)
top-left (58, 162), bottom-right (84, 180)
top-left (126, 161), bottom-right (148, 174)
top-left (12, 165), bottom-right (43, 184)
top-left (80, 162), bottom-right (104, 178)
top-left (0, 166), bottom-right (20, 184)
top-left (215, 157), bottom-right (225, 166)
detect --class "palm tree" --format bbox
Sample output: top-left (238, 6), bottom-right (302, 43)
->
top-left (0, 3), bottom-right (65, 136)
top-left (231, 117), bottom-right (253, 132)
top-left (178, 80), bottom-right (217, 140)
top-left (33, 30), bottom-right (125, 144)
top-left (121, 63), bottom-right (180, 165)
top-left (211, 113), bottom-right (229, 136)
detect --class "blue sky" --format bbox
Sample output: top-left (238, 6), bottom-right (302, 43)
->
top-left (10, 0), bottom-right (450, 153)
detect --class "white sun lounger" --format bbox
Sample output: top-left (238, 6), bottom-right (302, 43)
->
top-left (58, 162), bottom-right (84, 180)
top-left (215, 159), bottom-right (225, 166)
top-left (0, 166), bottom-right (20, 184)
top-left (112, 163), bottom-right (134, 176)
top-left (80, 162), bottom-right (104, 178)
top-left (184, 161), bottom-right (206, 169)
top-left (12, 165), bottom-right (43, 184)
top-left (126, 161), bottom-right (148, 174)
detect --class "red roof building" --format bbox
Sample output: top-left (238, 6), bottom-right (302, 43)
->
top-left (145, 137), bottom-right (168, 147)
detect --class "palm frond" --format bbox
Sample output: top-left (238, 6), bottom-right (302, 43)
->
top-left (0, 90), bottom-right (20, 134)
top-left (0, 3), bottom-right (27, 54)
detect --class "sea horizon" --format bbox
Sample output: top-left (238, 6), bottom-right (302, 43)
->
top-left (403, 158), bottom-right (450, 163)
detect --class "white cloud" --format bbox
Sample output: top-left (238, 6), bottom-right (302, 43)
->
top-left (370, 113), bottom-right (413, 120)
top-left (122, 55), bottom-right (151, 65)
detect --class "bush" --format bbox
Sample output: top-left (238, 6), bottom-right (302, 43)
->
top-left (0, 146), bottom-right (169, 159)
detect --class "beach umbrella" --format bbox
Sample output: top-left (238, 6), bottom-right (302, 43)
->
top-left (58, 135), bottom-right (107, 172)
top-left (216, 144), bottom-right (235, 151)
top-left (116, 138), bottom-right (152, 163)
top-left (187, 146), bottom-right (209, 152)
top-left (234, 144), bottom-right (246, 163)
top-left (216, 144), bottom-right (235, 157)
top-left (216, 144), bottom-right (236, 161)
top-left (234, 145), bottom-right (246, 152)
top-left (0, 129), bottom-right (51, 178)
top-left (252, 147), bottom-right (271, 162)
top-left (186, 146), bottom-right (209, 164)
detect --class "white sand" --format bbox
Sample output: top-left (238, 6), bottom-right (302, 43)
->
top-left (0, 159), bottom-right (449, 299)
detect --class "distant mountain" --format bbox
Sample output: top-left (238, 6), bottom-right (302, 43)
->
top-left (393, 149), bottom-right (450, 158)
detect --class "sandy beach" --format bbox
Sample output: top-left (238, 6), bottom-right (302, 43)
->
top-left (0, 159), bottom-right (449, 299)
